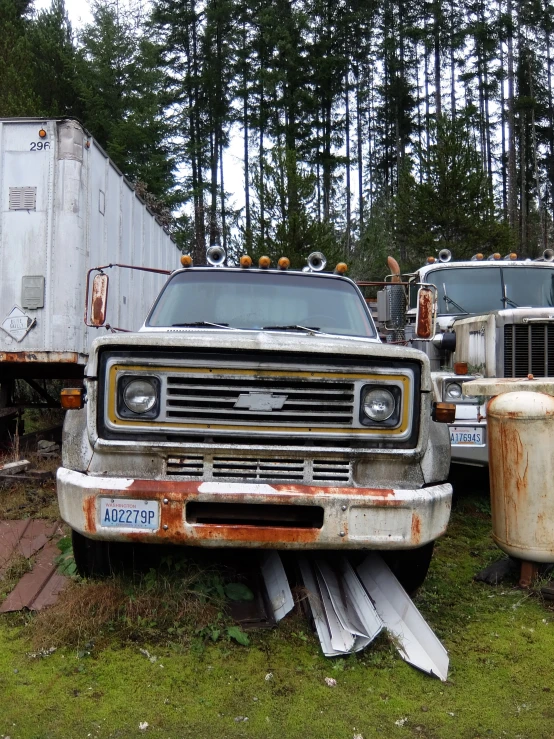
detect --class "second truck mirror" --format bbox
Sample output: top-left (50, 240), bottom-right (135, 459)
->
top-left (414, 285), bottom-right (437, 340)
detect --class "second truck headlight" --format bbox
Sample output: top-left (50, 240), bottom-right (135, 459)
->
top-left (362, 387), bottom-right (396, 422)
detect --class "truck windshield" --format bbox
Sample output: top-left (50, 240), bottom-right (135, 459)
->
top-left (146, 270), bottom-right (376, 337)
top-left (425, 266), bottom-right (554, 314)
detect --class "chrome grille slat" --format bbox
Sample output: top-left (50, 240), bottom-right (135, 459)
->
top-left (166, 407), bottom-right (352, 417)
top-left (167, 385), bottom-right (353, 395)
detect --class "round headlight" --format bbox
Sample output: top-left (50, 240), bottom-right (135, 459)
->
top-left (363, 388), bottom-right (395, 422)
top-left (123, 378), bottom-right (157, 414)
top-left (446, 382), bottom-right (463, 400)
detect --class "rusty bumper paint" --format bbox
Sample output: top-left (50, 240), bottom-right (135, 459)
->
top-left (57, 468), bottom-right (452, 550)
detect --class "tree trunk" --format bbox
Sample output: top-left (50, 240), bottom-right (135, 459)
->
top-left (506, 0), bottom-right (518, 234)
top-left (345, 68), bottom-right (351, 254)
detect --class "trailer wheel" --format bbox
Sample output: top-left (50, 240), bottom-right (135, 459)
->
top-left (71, 529), bottom-right (113, 578)
top-left (381, 542), bottom-right (435, 594)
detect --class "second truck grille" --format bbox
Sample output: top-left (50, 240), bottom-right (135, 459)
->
top-left (504, 323), bottom-right (554, 377)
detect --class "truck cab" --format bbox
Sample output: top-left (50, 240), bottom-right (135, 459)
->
top-left (404, 251), bottom-right (554, 465)
top-left (58, 251), bottom-right (452, 589)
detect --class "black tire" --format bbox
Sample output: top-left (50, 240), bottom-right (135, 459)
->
top-left (71, 529), bottom-right (113, 578)
top-left (381, 541), bottom-right (435, 595)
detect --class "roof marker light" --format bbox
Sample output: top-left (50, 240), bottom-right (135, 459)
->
top-left (334, 262), bottom-right (348, 274)
top-left (180, 254), bottom-right (193, 268)
top-left (427, 256), bottom-right (436, 264)
top-left (278, 257), bottom-right (290, 270)
top-left (259, 256), bottom-right (271, 269)
top-left (240, 255), bottom-right (252, 268)
top-left (471, 253), bottom-right (484, 261)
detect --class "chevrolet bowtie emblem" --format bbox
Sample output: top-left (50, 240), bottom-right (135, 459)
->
top-left (234, 392), bottom-right (287, 411)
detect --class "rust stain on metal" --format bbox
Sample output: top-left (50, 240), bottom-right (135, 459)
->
top-left (83, 495), bottom-right (97, 533)
top-left (125, 479), bottom-right (396, 499)
top-left (0, 351), bottom-right (80, 363)
top-left (387, 256), bottom-right (401, 283)
top-left (519, 560), bottom-right (538, 589)
top-left (161, 498), bottom-right (185, 535)
top-left (189, 524), bottom-right (319, 544)
top-left (411, 513), bottom-right (421, 545)
top-left (91, 273), bottom-right (109, 326)
top-left (416, 287), bottom-right (434, 339)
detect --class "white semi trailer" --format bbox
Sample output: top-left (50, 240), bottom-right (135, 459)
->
top-left (0, 117), bottom-right (178, 419)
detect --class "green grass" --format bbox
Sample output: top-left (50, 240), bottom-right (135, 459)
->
top-left (1, 486), bottom-right (554, 739)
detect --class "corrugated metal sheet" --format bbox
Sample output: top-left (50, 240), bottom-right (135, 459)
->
top-left (0, 519), bottom-right (67, 612)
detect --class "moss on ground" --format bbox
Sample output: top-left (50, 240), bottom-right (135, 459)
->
top-left (1, 484), bottom-right (554, 738)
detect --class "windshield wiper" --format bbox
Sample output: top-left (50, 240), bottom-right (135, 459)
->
top-left (171, 321), bottom-right (231, 329)
top-left (442, 283), bottom-right (469, 314)
top-left (262, 324), bottom-right (321, 332)
top-left (502, 284), bottom-right (519, 308)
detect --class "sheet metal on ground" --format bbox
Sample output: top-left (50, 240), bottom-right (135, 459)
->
top-left (0, 519), bottom-right (68, 612)
top-left (299, 553), bottom-right (449, 681)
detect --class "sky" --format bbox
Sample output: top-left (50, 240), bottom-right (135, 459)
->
top-left (31, 0), bottom-right (249, 219)
top-left (34, 0), bottom-right (93, 26)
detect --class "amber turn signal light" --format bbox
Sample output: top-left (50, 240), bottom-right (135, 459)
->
top-left (432, 402), bottom-right (456, 423)
top-left (61, 388), bottom-right (84, 410)
top-left (453, 362), bottom-right (468, 375)
top-left (180, 254), bottom-right (193, 267)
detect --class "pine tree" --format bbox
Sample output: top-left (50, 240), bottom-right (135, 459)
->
top-left (0, 0), bottom-right (39, 115)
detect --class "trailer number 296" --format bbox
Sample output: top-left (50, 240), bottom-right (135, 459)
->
top-left (30, 141), bottom-right (50, 151)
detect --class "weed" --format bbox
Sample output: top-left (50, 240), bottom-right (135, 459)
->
top-left (54, 536), bottom-right (78, 578)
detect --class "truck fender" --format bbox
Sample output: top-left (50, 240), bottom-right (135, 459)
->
top-left (420, 420), bottom-right (451, 484)
top-left (62, 406), bottom-right (94, 472)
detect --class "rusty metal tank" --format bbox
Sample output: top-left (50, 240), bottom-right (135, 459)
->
top-left (488, 391), bottom-right (554, 562)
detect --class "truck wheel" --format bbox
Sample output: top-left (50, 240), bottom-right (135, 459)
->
top-left (381, 542), bottom-right (435, 594)
top-left (71, 529), bottom-right (113, 578)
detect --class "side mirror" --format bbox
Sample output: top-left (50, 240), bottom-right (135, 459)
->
top-left (414, 285), bottom-right (437, 340)
top-left (85, 271), bottom-right (109, 327)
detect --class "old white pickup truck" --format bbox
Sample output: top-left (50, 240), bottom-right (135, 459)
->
top-left (57, 249), bottom-right (453, 591)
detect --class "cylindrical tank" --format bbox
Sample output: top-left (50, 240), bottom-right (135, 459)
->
top-left (488, 391), bottom-right (554, 562)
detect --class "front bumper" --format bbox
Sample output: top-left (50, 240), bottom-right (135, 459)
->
top-left (57, 468), bottom-right (452, 550)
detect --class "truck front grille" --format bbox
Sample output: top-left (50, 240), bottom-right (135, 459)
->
top-left (166, 455), bottom-right (352, 484)
top-left (504, 323), bottom-right (554, 377)
top-left (165, 374), bottom-right (355, 427)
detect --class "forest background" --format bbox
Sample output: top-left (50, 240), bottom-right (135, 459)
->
top-left (2, 0), bottom-right (552, 275)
